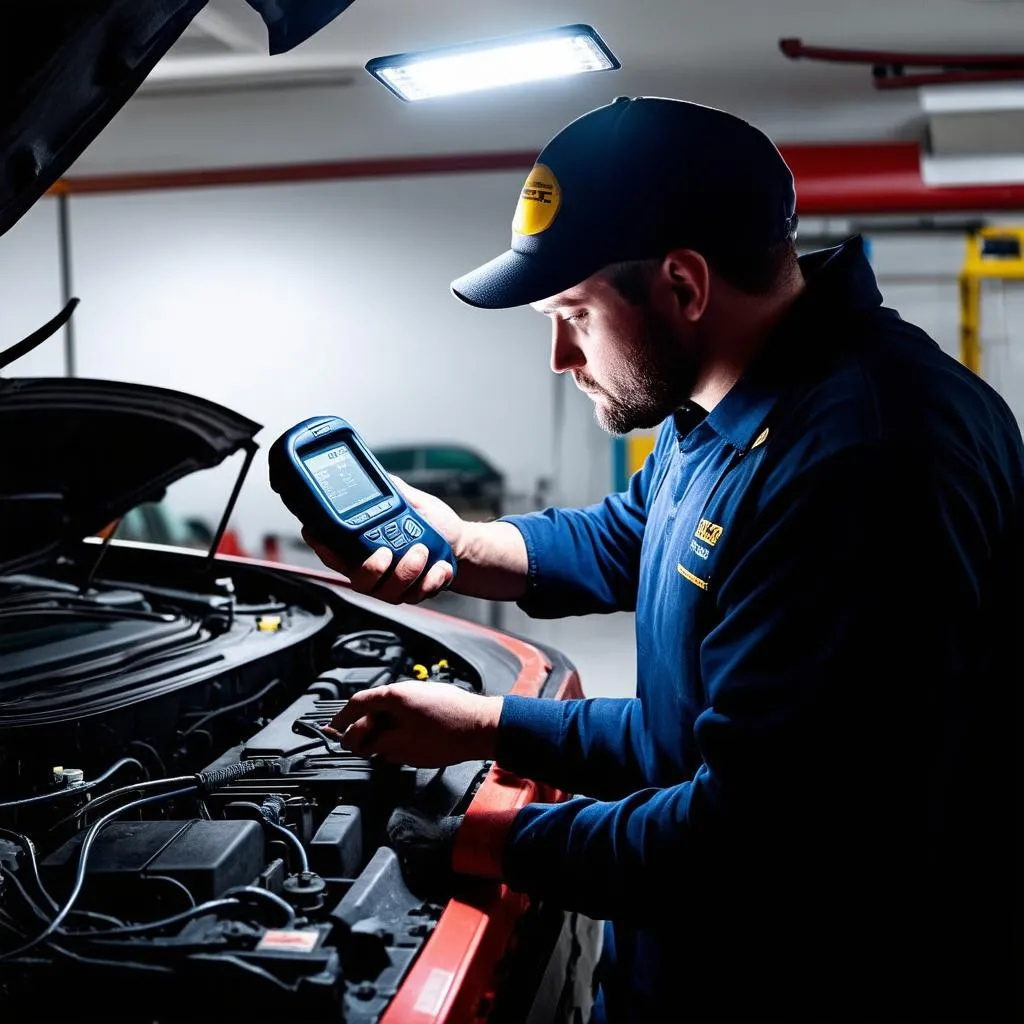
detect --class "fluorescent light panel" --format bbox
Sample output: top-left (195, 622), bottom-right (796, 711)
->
top-left (366, 24), bottom-right (619, 102)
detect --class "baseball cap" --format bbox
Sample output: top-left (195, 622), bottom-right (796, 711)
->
top-left (450, 96), bottom-right (797, 309)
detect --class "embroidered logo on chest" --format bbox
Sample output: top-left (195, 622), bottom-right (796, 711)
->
top-left (678, 519), bottom-right (725, 590)
top-left (694, 518), bottom-right (723, 547)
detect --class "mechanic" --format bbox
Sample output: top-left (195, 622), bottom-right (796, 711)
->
top-left (309, 97), bottom-right (1024, 1022)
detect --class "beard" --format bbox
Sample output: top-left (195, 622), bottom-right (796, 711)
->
top-left (576, 304), bottom-right (696, 435)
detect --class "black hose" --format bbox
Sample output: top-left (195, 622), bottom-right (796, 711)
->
top-left (126, 740), bottom-right (165, 778)
top-left (228, 800), bottom-right (309, 874)
top-left (222, 885), bottom-right (296, 927)
top-left (145, 874), bottom-right (196, 910)
top-left (0, 758), bottom-right (146, 811)
top-left (76, 898), bottom-right (240, 938)
top-left (0, 785), bottom-right (197, 962)
top-left (179, 678), bottom-right (282, 739)
top-left (46, 941), bottom-right (174, 974)
top-left (45, 775), bottom-right (196, 834)
top-left (0, 865), bottom-right (50, 925)
top-left (195, 759), bottom-right (279, 793)
top-left (0, 827), bottom-right (59, 913)
top-left (0, 856), bottom-right (123, 931)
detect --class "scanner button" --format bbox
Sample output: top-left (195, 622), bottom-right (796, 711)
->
top-left (402, 517), bottom-right (423, 540)
top-left (389, 533), bottom-right (408, 549)
top-left (383, 521), bottom-right (401, 539)
top-left (349, 512), bottom-right (369, 525)
top-left (364, 528), bottom-right (382, 541)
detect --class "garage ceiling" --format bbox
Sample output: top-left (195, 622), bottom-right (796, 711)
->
top-left (75, 0), bottom-right (1024, 173)
top-left (182, 0), bottom-right (1024, 66)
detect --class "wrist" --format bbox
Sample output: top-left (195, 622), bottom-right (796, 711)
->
top-left (473, 695), bottom-right (503, 760)
top-left (452, 518), bottom-right (481, 564)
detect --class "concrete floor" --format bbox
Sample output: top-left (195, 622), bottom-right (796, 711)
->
top-left (431, 592), bottom-right (637, 700)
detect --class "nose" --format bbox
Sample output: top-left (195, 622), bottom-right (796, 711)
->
top-left (550, 320), bottom-right (585, 374)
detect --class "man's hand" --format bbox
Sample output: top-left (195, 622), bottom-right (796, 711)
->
top-left (303, 476), bottom-right (465, 605)
top-left (324, 681), bottom-right (502, 767)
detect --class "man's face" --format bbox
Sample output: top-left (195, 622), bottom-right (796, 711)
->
top-left (531, 268), bottom-right (699, 434)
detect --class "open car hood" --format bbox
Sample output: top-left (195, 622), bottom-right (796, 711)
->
top-left (0, 378), bottom-right (261, 574)
top-left (0, 0), bottom-right (356, 238)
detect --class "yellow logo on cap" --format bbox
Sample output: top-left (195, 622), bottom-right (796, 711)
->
top-left (512, 164), bottom-right (561, 236)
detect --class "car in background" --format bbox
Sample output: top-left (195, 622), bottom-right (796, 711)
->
top-left (372, 444), bottom-right (505, 520)
top-left (97, 503), bottom-right (250, 557)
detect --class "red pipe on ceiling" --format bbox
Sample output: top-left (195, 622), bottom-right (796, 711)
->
top-left (778, 40), bottom-right (1024, 90)
top-left (784, 142), bottom-right (1024, 213)
top-left (50, 142), bottom-right (1024, 214)
top-left (779, 38), bottom-right (1024, 69)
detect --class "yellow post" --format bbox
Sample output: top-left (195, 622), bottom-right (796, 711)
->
top-left (959, 267), bottom-right (982, 375)
top-left (626, 432), bottom-right (657, 476)
top-left (959, 226), bottom-right (1024, 375)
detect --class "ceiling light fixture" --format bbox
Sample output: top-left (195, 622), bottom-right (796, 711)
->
top-left (365, 23), bottom-right (619, 102)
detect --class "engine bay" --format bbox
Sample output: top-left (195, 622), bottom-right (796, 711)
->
top-left (0, 546), bottom-right (501, 1022)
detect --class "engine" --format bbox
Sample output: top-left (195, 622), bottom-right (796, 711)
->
top-left (0, 553), bottom-right (494, 1023)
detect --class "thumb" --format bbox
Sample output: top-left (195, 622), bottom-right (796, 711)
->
top-left (389, 474), bottom-right (430, 508)
top-left (389, 474), bottom-right (411, 497)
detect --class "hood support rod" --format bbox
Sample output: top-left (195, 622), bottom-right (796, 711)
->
top-left (0, 297), bottom-right (79, 372)
top-left (204, 442), bottom-right (257, 573)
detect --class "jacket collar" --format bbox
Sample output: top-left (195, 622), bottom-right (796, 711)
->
top-left (702, 234), bottom-right (882, 452)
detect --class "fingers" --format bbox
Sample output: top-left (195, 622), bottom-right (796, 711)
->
top-left (372, 544), bottom-right (430, 603)
top-left (302, 528), bottom-right (396, 594)
top-left (301, 530), bottom-right (446, 605)
top-left (334, 715), bottom-right (385, 756)
top-left (406, 561), bottom-right (454, 604)
top-left (328, 686), bottom-right (393, 733)
top-left (301, 529), bottom-right (351, 579)
top-left (332, 716), bottom-right (426, 765)
top-left (349, 545), bottom-right (393, 592)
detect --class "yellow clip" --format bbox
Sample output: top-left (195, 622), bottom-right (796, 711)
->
top-left (412, 664), bottom-right (429, 680)
top-left (257, 615), bottom-right (282, 633)
top-left (436, 659), bottom-right (449, 670)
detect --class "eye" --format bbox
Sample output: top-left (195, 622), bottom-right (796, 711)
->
top-left (563, 310), bottom-right (588, 325)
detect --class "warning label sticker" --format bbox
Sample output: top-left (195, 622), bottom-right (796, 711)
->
top-left (413, 968), bottom-right (455, 1015)
top-left (256, 929), bottom-right (321, 953)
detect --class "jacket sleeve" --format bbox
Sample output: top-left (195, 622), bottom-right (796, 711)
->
top-left (500, 425), bottom-right (671, 618)
top-left (463, 443), bottom-right (944, 924)
top-left (495, 695), bottom-right (654, 801)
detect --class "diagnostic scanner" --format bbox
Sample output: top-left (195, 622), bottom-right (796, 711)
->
top-left (268, 416), bottom-right (456, 585)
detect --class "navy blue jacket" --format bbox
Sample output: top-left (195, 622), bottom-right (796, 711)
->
top-left (496, 238), bottom-right (1023, 1022)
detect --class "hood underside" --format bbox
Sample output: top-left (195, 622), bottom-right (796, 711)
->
top-left (0, 0), bottom-right (357, 239)
top-left (0, 378), bottom-right (261, 575)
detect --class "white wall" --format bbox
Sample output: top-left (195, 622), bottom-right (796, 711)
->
top-left (55, 174), bottom-right (609, 549)
top-left (0, 199), bottom-right (65, 377)
top-left (978, 280), bottom-right (1024, 431)
top-left (4, 179), bottom-right (1023, 556)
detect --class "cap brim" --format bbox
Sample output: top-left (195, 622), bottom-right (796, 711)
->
top-left (450, 248), bottom-right (603, 310)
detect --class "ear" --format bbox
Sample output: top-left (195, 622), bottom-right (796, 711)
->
top-left (659, 249), bottom-right (710, 322)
